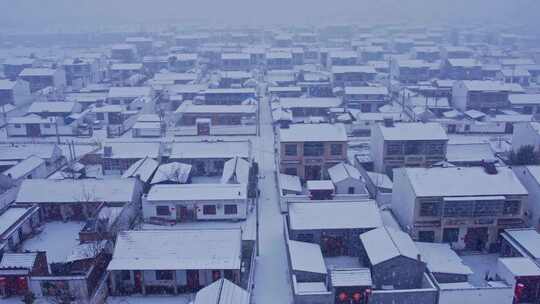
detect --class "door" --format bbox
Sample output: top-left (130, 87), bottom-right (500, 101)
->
top-left (465, 227), bottom-right (489, 251)
top-left (176, 206), bottom-right (188, 222)
top-left (187, 270), bottom-right (199, 290)
top-left (418, 230), bottom-right (435, 242)
top-left (26, 124), bottom-right (41, 137)
top-left (305, 166), bottom-right (321, 180)
top-left (134, 271), bottom-right (142, 293)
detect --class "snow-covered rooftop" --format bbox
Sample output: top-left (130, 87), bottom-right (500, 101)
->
top-left (288, 201), bottom-right (382, 231)
top-left (360, 227), bottom-right (419, 266)
top-left (147, 183), bottom-right (247, 201)
top-left (328, 162), bottom-right (361, 184)
top-left (0, 253), bottom-right (37, 270)
top-left (279, 173), bottom-right (302, 193)
top-left (121, 157), bottom-right (159, 183)
top-left (0, 206), bottom-right (35, 238)
top-left (279, 123), bottom-right (347, 142)
top-left (503, 228), bottom-right (540, 259)
top-left (108, 229), bottom-right (242, 270)
top-left (498, 257), bottom-right (540, 277)
top-left (101, 142), bottom-right (161, 159)
top-left (345, 86), bottom-right (388, 95)
top-left (377, 122), bottom-right (448, 141)
top-left (176, 100), bottom-right (257, 114)
top-left (194, 278), bottom-right (249, 304)
top-left (19, 68), bottom-right (57, 77)
top-left (415, 242), bottom-right (473, 275)
top-left (151, 162), bottom-right (192, 184)
top-left (330, 268), bottom-right (372, 287)
top-left (169, 141), bottom-right (250, 159)
top-left (16, 178), bottom-right (138, 204)
top-left (288, 240), bottom-right (326, 274)
top-left (446, 143), bottom-right (496, 164)
top-left (22, 221), bottom-right (84, 263)
top-left (108, 86), bottom-right (152, 99)
top-left (278, 97), bottom-right (341, 109)
top-left (401, 166), bottom-right (527, 197)
top-left (2, 155), bottom-right (44, 180)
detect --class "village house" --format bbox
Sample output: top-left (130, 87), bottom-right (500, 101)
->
top-left (266, 51), bottom-right (293, 70)
top-left (132, 114), bottom-right (164, 138)
top-left (360, 227), bottom-right (426, 290)
top-left (142, 183), bottom-right (248, 222)
top-left (109, 63), bottom-right (145, 85)
top-left (0, 205), bottom-right (41, 253)
top-left (370, 121), bottom-right (448, 175)
top-left (268, 86), bottom-right (303, 98)
top-left (391, 59), bottom-right (431, 84)
top-left (168, 140), bottom-right (252, 176)
top-left (331, 65), bottom-right (377, 87)
top-left (169, 53), bottom-right (198, 72)
top-left (220, 53), bottom-right (251, 71)
top-left (512, 122), bottom-right (540, 153)
top-left (125, 37), bottom-right (153, 57)
top-left (15, 178), bottom-right (143, 221)
top-left (392, 166), bottom-right (528, 249)
top-left (110, 44), bottom-right (138, 63)
top-left (0, 144), bottom-right (64, 175)
top-left (0, 252), bottom-right (49, 297)
top-left (2, 57), bottom-right (36, 80)
top-left (18, 68), bottom-right (66, 92)
top-left (0, 79), bottom-right (32, 107)
top-left (451, 80), bottom-right (520, 112)
top-left (95, 141), bottom-right (162, 175)
top-left (509, 94), bottom-right (540, 114)
top-left (175, 101), bottom-right (257, 136)
top-left (327, 51), bottom-right (358, 67)
top-left (219, 71), bottom-right (252, 88)
top-left (203, 88), bottom-right (256, 105)
top-left (274, 97), bottom-right (342, 122)
top-left (343, 86), bottom-right (389, 112)
top-left (1, 155), bottom-right (48, 182)
top-left (278, 123), bottom-right (348, 180)
top-left (441, 59), bottom-right (482, 80)
top-left (107, 229), bottom-right (249, 295)
top-left (327, 162), bottom-right (368, 195)
top-left (413, 46), bottom-right (441, 62)
top-left (62, 57), bottom-right (101, 88)
top-left (287, 200), bottom-right (382, 256)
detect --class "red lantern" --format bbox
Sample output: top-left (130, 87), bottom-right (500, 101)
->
top-left (17, 277), bottom-right (27, 289)
top-left (353, 292), bottom-right (362, 302)
top-left (515, 283), bottom-right (525, 301)
top-left (365, 288), bottom-right (372, 295)
top-left (338, 292), bottom-right (348, 302)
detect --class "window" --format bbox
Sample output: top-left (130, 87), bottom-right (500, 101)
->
top-left (297, 233), bottom-right (314, 242)
top-left (360, 103), bottom-right (372, 113)
top-left (330, 144), bottom-right (343, 156)
top-left (14, 124), bottom-right (21, 128)
top-left (418, 230), bottom-right (435, 242)
top-left (404, 142), bottom-right (423, 155)
top-left (44, 123), bottom-right (51, 128)
top-left (284, 167), bottom-right (297, 176)
top-left (224, 204), bottom-right (238, 215)
top-left (304, 142), bottom-right (324, 157)
top-left (443, 228), bottom-right (459, 243)
top-left (348, 187), bottom-right (355, 194)
top-left (426, 143), bottom-right (445, 155)
top-left (120, 270), bottom-right (131, 281)
top-left (156, 206), bottom-right (170, 216)
top-left (155, 270), bottom-right (173, 280)
top-left (203, 205), bottom-right (217, 215)
top-left (419, 201), bottom-right (441, 216)
top-left (285, 144), bottom-right (298, 156)
top-left (503, 200), bottom-right (521, 215)
top-left (96, 113), bottom-right (105, 120)
top-left (386, 143), bottom-right (402, 156)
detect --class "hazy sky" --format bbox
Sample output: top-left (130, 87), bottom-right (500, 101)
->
top-left (1, 0), bottom-right (539, 31)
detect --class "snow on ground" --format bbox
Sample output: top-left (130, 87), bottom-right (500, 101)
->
top-left (22, 221), bottom-right (85, 263)
top-left (251, 96), bottom-right (294, 304)
top-left (106, 295), bottom-right (193, 304)
top-left (460, 253), bottom-right (500, 286)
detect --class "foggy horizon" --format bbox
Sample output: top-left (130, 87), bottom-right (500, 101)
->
top-left (2, 0), bottom-right (540, 32)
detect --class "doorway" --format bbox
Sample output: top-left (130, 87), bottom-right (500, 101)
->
top-left (465, 227), bottom-right (489, 251)
top-left (305, 165), bottom-right (322, 180)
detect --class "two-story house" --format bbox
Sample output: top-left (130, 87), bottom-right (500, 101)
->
top-left (370, 121), bottom-right (448, 175)
top-left (392, 165), bottom-right (528, 251)
top-left (278, 123), bottom-right (348, 180)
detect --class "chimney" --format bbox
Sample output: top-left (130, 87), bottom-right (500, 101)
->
top-left (417, 254), bottom-right (422, 262)
top-left (482, 160), bottom-right (498, 175)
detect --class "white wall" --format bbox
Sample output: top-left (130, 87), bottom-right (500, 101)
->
top-left (391, 167), bottom-right (417, 231)
top-left (512, 122), bottom-right (540, 152)
top-left (142, 199), bottom-right (248, 221)
top-left (513, 166), bottom-right (540, 229)
top-left (370, 123), bottom-right (385, 173)
top-left (452, 81), bottom-right (468, 111)
top-left (438, 286), bottom-right (513, 304)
